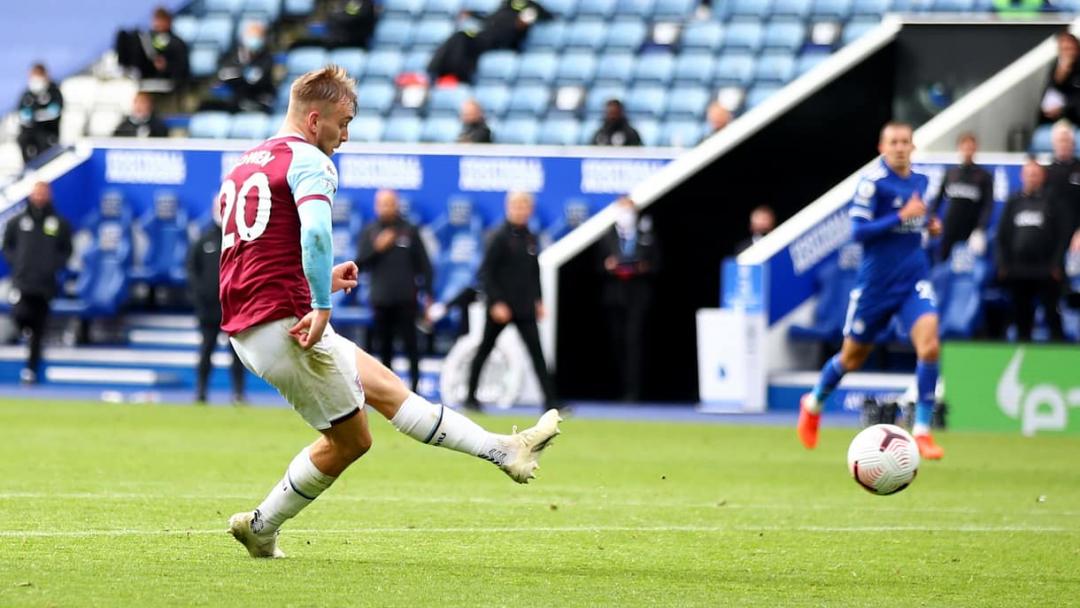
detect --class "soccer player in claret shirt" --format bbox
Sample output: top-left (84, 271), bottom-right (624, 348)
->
top-left (220, 66), bottom-right (562, 558)
top-left (797, 121), bottom-right (945, 461)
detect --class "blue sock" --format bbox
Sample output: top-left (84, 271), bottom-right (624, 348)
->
top-left (914, 361), bottom-right (938, 432)
top-left (812, 355), bottom-right (846, 406)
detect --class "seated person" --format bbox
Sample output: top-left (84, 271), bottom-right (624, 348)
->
top-left (457, 99), bottom-right (493, 143)
top-left (1039, 32), bottom-right (1080, 125)
top-left (115, 6), bottom-right (190, 88)
top-left (113, 92), bottom-right (168, 138)
top-left (591, 99), bottom-right (642, 146)
top-left (429, 0), bottom-right (551, 83)
top-left (325, 0), bottom-right (377, 49)
top-left (216, 22), bottom-right (277, 113)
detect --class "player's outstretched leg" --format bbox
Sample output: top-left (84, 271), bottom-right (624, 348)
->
top-left (355, 347), bottom-right (562, 483)
top-left (798, 354), bottom-right (845, 449)
top-left (910, 314), bottom-right (944, 460)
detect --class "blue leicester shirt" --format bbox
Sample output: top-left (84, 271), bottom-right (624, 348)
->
top-left (849, 158), bottom-right (931, 294)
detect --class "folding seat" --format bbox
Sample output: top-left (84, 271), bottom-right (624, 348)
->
top-left (664, 86), bottom-right (710, 120)
top-left (372, 17), bottom-right (415, 49)
top-left (228, 112), bottom-right (270, 139)
top-left (605, 20), bottom-right (648, 52)
top-left (498, 119), bottom-right (540, 144)
top-left (476, 51), bottom-right (519, 84)
top-left (632, 52), bottom-right (675, 86)
top-left (516, 52), bottom-right (559, 85)
top-left (421, 116), bottom-right (463, 142)
top-left (328, 48), bottom-right (367, 77)
top-left (713, 53), bottom-right (756, 87)
top-left (724, 20), bottom-right (764, 53)
top-left (536, 117), bottom-right (582, 145)
top-left (593, 52), bottom-right (635, 85)
top-left (672, 52), bottom-right (714, 87)
top-left (555, 52), bottom-right (598, 86)
top-left (680, 21), bottom-right (724, 52)
top-left (188, 111), bottom-right (232, 138)
top-left (763, 21), bottom-right (806, 53)
top-left (753, 52), bottom-right (796, 84)
top-left (382, 115), bottom-right (423, 142)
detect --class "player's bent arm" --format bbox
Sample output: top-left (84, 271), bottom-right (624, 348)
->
top-left (298, 201), bottom-right (334, 309)
top-left (851, 212), bottom-right (901, 243)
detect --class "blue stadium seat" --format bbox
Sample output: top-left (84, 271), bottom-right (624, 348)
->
top-left (745, 84), bottom-right (782, 108)
top-left (476, 51), bottom-right (519, 84)
top-left (131, 193), bottom-right (188, 286)
top-left (284, 0), bottom-right (317, 17)
top-left (421, 117), bottom-right (462, 142)
top-left (632, 52), bottom-right (675, 86)
top-left (328, 48), bottom-right (366, 78)
top-left (660, 120), bottom-right (704, 147)
top-left (462, 0), bottom-right (499, 12)
top-left (384, 0), bottom-right (426, 17)
top-left (594, 52), bottom-right (636, 86)
top-left (1029, 124), bottom-right (1053, 154)
top-left (934, 244), bottom-right (989, 339)
top-left (811, 0), bottom-right (853, 19)
top-left (537, 118), bottom-right (582, 145)
top-left (673, 52), bottom-right (715, 86)
top-left (190, 45), bottom-right (221, 78)
top-left (555, 52), bottom-right (597, 85)
top-left (616, 0), bottom-right (655, 18)
top-left (625, 85), bottom-right (667, 119)
top-left (763, 21), bottom-right (806, 52)
top-left (356, 82), bottom-right (397, 115)
top-left (424, 0), bottom-right (463, 16)
top-left (586, 85), bottom-right (627, 117)
top-left (725, 0), bottom-right (772, 19)
top-left (852, 0), bottom-right (889, 16)
top-left (274, 82), bottom-right (292, 112)
top-left (579, 119), bottom-right (602, 143)
top-left (506, 85), bottom-right (551, 116)
top-left (428, 86), bottom-right (473, 116)
top-left (652, 0), bottom-right (696, 19)
top-left (364, 50), bottom-right (405, 81)
top-left (796, 50), bottom-right (830, 75)
top-left (754, 53), bottom-right (796, 84)
top-left (931, 0), bottom-right (975, 10)
top-left (564, 20), bottom-right (607, 51)
top-left (349, 116), bottom-right (385, 142)
top-left (474, 84), bottom-right (512, 117)
top-left (788, 251), bottom-right (859, 343)
top-left (173, 15), bottom-right (200, 42)
top-left (681, 22), bottom-right (724, 52)
top-left (413, 18), bottom-right (455, 50)
top-left (331, 197), bottom-right (363, 268)
top-left (771, 0), bottom-right (812, 18)
top-left (402, 49), bottom-right (433, 73)
top-left (383, 116), bottom-right (423, 142)
top-left (525, 22), bottom-right (566, 50)
top-left (498, 119), bottom-right (540, 144)
top-left (542, 0), bottom-right (578, 16)
top-left (229, 112), bottom-right (270, 139)
top-left (842, 19), bottom-right (878, 45)
top-left (634, 119), bottom-right (660, 146)
top-left (189, 112), bottom-right (232, 138)
top-left (433, 230), bottom-right (482, 312)
top-left (664, 86), bottom-right (710, 119)
top-left (577, 0), bottom-right (617, 19)
top-left (713, 53), bottom-right (756, 87)
top-left (286, 47), bottom-right (328, 77)
top-left (724, 21), bottom-right (764, 52)
top-left (605, 20), bottom-right (648, 52)
top-left (206, 0), bottom-right (245, 14)
top-left (372, 17), bottom-right (414, 48)
top-left (196, 15), bottom-right (235, 51)
top-left (242, 0), bottom-right (282, 19)
top-left (74, 228), bottom-right (132, 317)
top-left (516, 52), bottom-right (559, 85)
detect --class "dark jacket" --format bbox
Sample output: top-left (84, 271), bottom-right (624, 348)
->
top-left (479, 222), bottom-right (542, 319)
top-left (356, 217), bottom-right (433, 307)
top-left (147, 30), bottom-right (190, 82)
top-left (17, 82), bottom-right (63, 138)
top-left (474, 0), bottom-right (552, 52)
top-left (186, 223), bottom-right (224, 325)
top-left (931, 162), bottom-right (994, 240)
top-left (1040, 60), bottom-right (1080, 124)
top-left (2, 202), bottom-right (72, 299)
top-left (458, 119), bottom-right (493, 143)
top-left (217, 46), bottom-right (277, 113)
top-left (326, 0), bottom-right (377, 48)
top-left (591, 117), bottom-right (642, 147)
top-left (996, 190), bottom-right (1069, 280)
top-left (598, 219), bottom-right (660, 307)
top-left (1045, 157), bottom-right (1080, 238)
top-left (113, 113), bottom-right (169, 138)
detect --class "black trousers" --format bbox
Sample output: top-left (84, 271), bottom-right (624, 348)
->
top-left (197, 322), bottom-right (246, 399)
top-left (13, 294), bottom-right (49, 374)
top-left (1006, 278), bottom-right (1064, 341)
top-left (467, 314), bottom-right (556, 406)
top-left (17, 129), bottom-right (57, 164)
top-left (373, 303), bottom-right (420, 391)
top-left (606, 299), bottom-right (649, 401)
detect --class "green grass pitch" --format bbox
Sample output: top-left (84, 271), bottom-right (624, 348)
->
top-left (1, 399), bottom-right (1078, 607)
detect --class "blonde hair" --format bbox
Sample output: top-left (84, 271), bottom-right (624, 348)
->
top-left (289, 65), bottom-right (357, 112)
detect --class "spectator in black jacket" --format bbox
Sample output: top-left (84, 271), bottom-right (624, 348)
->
top-left (216, 22), bottom-right (277, 113)
top-left (1039, 33), bottom-right (1080, 125)
top-left (592, 99), bottom-right (642, 146)
top-left (598, 197), bottom-right (660, 402)
top-left (996, 159), bottom-right (1069, 342)
top-left (356, 189), bottom-right (433, 392)
top-left (930, 132), bottom-right (994, 261)
top-left (428, 0), bottom-right (551, 83)
top-left (734, 205), bottom-right (775, 255)
top-left (16, 64), bottom-right (63, 164)
top-left (116, 6), bottom-right (190, 88)
top-left (113, 92), bottom-right (169, 138)
top-left (465, 191), bottom-right (559, 412)
top-left (457, 99), bottom-right (493, 143)
top-left (2, 182), bottom-right (72, 384)
top-left (1044, 120), bottom-right (1080, 256)
top-left (325, 0), bottom-right (377, 49)
top-left (187, 210), bottom-right (246, 404)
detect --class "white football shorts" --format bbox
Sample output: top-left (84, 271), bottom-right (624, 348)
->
top-left (230, 317), bottom-right (365, 430)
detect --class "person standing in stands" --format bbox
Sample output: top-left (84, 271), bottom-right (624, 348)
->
top-left (187, 205), bottom-right (246, 404)
top-left (1044, 121), bottom-right (1080, 258)
top-left (598, 197), bottom-right (660, 402)
top-left (356, 189), bottom-right (433, 392)
top-left (996, 159), bottom-right (1068, 342)
top-left (1038, 33), bottom-right (1080, 125)
top-left (592, 99), bottom-right (642, 146)
top-left (115, 6), bottom-right (190, 88)
top-left (16, 64), bottom-right (63, 165)
top-left (216, 22), bottom-right (277, 113)
top-left (464, 191), bottom-right (560, 412)
top-left (113, 92), bottom-right (169, 138)
top-left (457, 99), bottom-right (494, 143)
top-left (2, 182), bottom-right (72, 384)
top-left (734, 205), bottom-right (776, 255)
top-left (929, 132), bottom-right (994, 262)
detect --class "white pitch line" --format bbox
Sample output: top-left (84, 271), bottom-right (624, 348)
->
top-left (0, 525), bottom-right (1074, 539)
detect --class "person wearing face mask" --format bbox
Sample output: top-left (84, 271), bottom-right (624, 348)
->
top-left (734, 205), bottom-right (776, 255)
top-left (16, 64), bottom-right (63, 164)
top-left (463, 191), bottom-right (561, 413)
top-left (115, 7), bottom-right (190, 88)
top-left (187, 201), bottom-right (247, 404)
top-left (591, 99), bottom-right (643, 147)
top-left (2, 182), bottom-right (72, 384)
top-left (598, 197), bottom-right (660, 402)
top-left (113, 92), bottom-right (168, 138)
top-left (216, 22), bottom-right (277, 114)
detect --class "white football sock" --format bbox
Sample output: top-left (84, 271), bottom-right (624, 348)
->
top-left (390, 393), bottom-right (513, 465)
top-left (912, 422), bottom-right (931, 436)
top-left (254, 446), bottom-right (336, 535)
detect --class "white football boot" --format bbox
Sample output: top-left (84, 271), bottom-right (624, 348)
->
top-left (499, 409), bottom-right (562, 484)
top-left (228, 510), bottom-right (285, 558)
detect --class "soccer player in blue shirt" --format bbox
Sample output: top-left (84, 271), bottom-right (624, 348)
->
top-left (797, 121), bottom-right (945, 460)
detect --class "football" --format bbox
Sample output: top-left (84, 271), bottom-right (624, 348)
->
top-left (847, 424), bottom-right (920, 495)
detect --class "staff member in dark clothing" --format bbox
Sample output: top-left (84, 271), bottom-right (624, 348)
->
top-left (428, 0), bottom-right (551, 83)
top-left (598, 197), bottom-right (660, 402)
top-left (1039, 33), bottom-right (1080, 125)
top-left (591, 99), bottom-right (643, 147)
top-left (187, 209), bottom-right (246, 403)
top-left (458, 99), bottom-right (494, 143)
top-left (16, 64), bottom-right (63, 164)
top-left (115, 6), bottom-right (190, 87)
top-left (996, 159), bottom-right (1069, 342)
top-left (325, 0), bottom-right (377, 49)
top-left (2, 182), bottom-right (72, 384)
top-left (216, 22), bottom-right (277, 113)
top-left (113, 92), bottom-right (169, 138)
top-left (1045, 121), bottom-right (1080, 255)
top-left (356, 189), bottom-right (433, 392)
top-left (930, 132), bottom-right (994, 262)
top-left (465, 191), bottom-right (559, 412)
